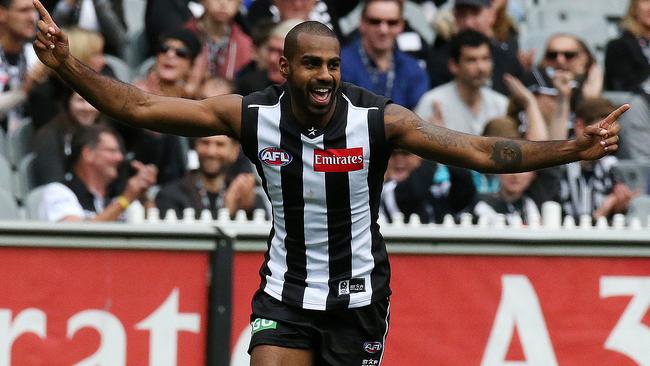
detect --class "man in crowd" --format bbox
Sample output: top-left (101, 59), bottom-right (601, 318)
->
top-left (156, 135), bottom-right (266, 219)
top-left (341, 0), bottom-right (428, 110)
top-left (37, 124), bottom-right (157, 222)
top-left (415, 29), bottom-right (507, 135)
top-left (32, 4), bottom-right (627, 363)
top-left (427, 0), bottom-right (523, 95)
top-left (0, 0), bottom-right (44, 132)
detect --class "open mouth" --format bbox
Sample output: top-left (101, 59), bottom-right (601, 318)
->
top-left (309, 87), bottom-right (332, 106)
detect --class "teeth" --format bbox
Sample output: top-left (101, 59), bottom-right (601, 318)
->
top-left (314, 88), bottom-right (329, 93)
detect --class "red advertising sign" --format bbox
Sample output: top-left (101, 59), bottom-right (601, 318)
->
top-left (231, 253), bottom-right (650, 366)
top-left (0, 248), bottom-right (209, 366)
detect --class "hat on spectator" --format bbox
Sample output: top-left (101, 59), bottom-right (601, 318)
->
top-left (454, 0), bottom-right (491, 8)
top-left (158, 28), bottom-right (202, 60)
top-left (521, 66), bottom-right (559, 96)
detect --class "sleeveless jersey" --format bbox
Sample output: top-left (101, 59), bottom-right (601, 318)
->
top-left (240, 82), bottom-right (392, 310)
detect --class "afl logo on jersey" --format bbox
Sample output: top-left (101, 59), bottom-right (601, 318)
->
top-left (259, 147), bottom-right (293, 167)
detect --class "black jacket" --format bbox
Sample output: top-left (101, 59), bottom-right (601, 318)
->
top-left (604, 30), bottom-right (650, 92)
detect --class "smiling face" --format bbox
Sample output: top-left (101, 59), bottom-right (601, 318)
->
top-left (0, 0), bottom-right (38, 42)
top-left (155, 39), bottom-right (193, 83)
top-left (281, 32), bottom-right (341, 119)
top-left (86, 132), bottom-right (124, 183)
top-left (195, 136), bottom-right (238, 178)
top-left (68, 92), bottom-right (100, 126)
top-left (359, 0), bottom-right (404, 55)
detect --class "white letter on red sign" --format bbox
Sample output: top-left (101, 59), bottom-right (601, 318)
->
top-left (600, 276), bottom-right (650, 365)
top-left (0, 309), bottom-right (46, 366)
top-left (67, 310), bottom-right (126, 366)
top-left (135, 288), bottom-right (200, 366)
top-left (481, 275), bottom-right (558, 366)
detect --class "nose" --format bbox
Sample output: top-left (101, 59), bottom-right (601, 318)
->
top-left (315, 64), bottom-right (332, 82)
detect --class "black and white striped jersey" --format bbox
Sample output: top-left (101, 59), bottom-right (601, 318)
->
top-left (240, 82), bottom-right (392, 310)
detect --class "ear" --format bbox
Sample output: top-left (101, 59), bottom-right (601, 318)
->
top-left (279, 56), bottom-right (289, 79)
top-left (229, 144), bottom-right (241, 163)
top-left (0, 7), bottom-right (7, 23)
top-left (80, 146), bottom-right (94, 165)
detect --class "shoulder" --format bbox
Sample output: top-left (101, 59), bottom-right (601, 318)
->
top-left (242, 84), bottom-right (284, 107)
top-left (340, 82), bottom-right (391, 108)
top-left (39, 182), bottom-right (83, 222)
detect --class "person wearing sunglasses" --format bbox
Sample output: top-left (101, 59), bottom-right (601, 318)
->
top-left (124, 28), bottom-right (201, 187)
top-left (539, 34), bottom-right (603, 102)
top-left (341, 0), bottom-right (429, 110)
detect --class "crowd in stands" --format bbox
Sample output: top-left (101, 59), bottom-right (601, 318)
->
top-left (1, 0), bottom-right (650, 225)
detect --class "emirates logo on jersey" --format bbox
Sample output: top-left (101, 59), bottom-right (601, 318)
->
top-left (313, 148), bottom-right (364, 172)
top-left (259, 147), bottom-right (293, 167)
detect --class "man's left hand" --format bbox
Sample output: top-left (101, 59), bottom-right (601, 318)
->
top-left (575, 104), bottom-right (628, 160)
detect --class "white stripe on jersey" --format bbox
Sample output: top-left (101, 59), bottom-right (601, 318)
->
top-left (344, 94), bottom-right (376, 307)
top-left (301, 134), bottom-right (330, 310)
top-left (253, 94), bottom-right (287, 300)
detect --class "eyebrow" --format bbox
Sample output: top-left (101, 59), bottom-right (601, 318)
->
top-left (301, 55), bottom-right (341, 63)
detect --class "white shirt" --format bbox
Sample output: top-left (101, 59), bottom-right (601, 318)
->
top-left (414, 81), bottom-right (508, 135)
top-left (38, 183), bottom-right (91, 222)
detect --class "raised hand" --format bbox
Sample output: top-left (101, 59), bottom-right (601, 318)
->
top-left (32, 0), bottom-right (70, 69)
top-left (575, 104), bottom-right (629, 161)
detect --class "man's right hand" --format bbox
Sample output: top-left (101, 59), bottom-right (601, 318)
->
top-left (123, 161), bottom-right (158, 202)
top-left (32, 0), bottom-right (70, 70)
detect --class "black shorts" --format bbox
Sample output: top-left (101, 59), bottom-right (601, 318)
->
top-left (249, 290), bottom-right (390, 366)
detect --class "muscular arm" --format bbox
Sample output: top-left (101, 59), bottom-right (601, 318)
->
top-left (56, 57), bottom-right (242, 138)
top-left (384, 103), bottom-right (623, 174)
top-left (32, 1), bottom-right (242, 139)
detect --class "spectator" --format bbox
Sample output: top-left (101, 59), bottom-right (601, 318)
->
top-left (415, 29), bottom-right (507, 135)
top-left (427, 0), bottom-right (523, 95)
top-left (124, 28), bottom-right (202, 185)
top-left (37, 124), bottom-right (157, 222)
top-left (144, 0), bottom-right (194, 57)
top-left (156, 135), bottom-right (266, 219)
top-left (246, 0), bottom-right (349, 38)
top-left (605, 0), bottom-right (650, 93)
top-left (520, 65), bottom-right (573, 140)
top-left (49, 0), bottom-right (126, 57)
top-left (380, 150), bottom-right (476, 224)
top-left (0, 0), bottom-right (46, 132)
top-left (472, 170), bottom-right (540, 225)
top-left (32, 88), bottom-right (101, 186)
top-left (184, 0), bottom-right (254, 95)
top-left (235, 19), bottom-right (299, 95)
top-left (341, 0), bottom-right (429, 109)
top-left (537, 34), bottom-right (603, 104)
top-left (28, 27), bottom-right (108, 130)
top-left (560, 97), bottom-right (638, 220)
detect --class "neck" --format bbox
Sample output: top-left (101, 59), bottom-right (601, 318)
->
top-left (201, 171), bottom-right (226, 193)
top-left (202, 17), bottom-right (229, 40)
top-left (157, 76), bottom-right (185, 97)
top-left (362, 40), bottom-right (393, 71)
top-left (0, 34), bottom-right (23, 55)
top-left (75, 167), bottom-right (107, 198)
top-left (291, 96), bottom-right (337, 130)
top-left (454, 80), bottom-right (482, 110)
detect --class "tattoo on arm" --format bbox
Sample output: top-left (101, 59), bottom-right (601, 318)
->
top-left (490, 140), bottom-right (523, 170)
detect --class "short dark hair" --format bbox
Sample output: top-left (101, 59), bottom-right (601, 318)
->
top-left (449, 29), bottom-right (491, 62)
top-left (361, 0), bottom-right (404, 19)
top-left (575, 97), bottom-right (615, 125)
top-left (283, 21), bottom-right (338, 61)
top-left (68, 124), bottom-right (121, 167)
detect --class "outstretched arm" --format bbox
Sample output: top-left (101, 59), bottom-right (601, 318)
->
top-left (32, 0), bottom-right (241, 138)
top-left (385, 103), bottom-right (628, 174)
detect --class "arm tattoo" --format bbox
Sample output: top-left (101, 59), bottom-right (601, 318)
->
top-left (491, 140), bottom-right (523, 170)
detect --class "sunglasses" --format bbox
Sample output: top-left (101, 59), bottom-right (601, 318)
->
top-left (364, 17), bottom-right (401, 27)
top-left (158, 44), bottom-right (191, 59)
top-left (544, 50), bottom-right (579, 60)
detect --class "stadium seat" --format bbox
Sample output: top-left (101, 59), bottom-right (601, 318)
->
top-left (0, 154), bottom-right (12, 194)
top-left (0, 187), bottom-right (19, 220)
top-left (23, 185), bottom-right (48, 221)
top-left (627, 194), bottom-right (650, 225)
top-left (14, 152), bottom-right (36, 201)
top-left (7, 118), bottom-right (33, 168)
top-left (104, 54), bottom-right (133, 83)
top-left (611, 159), bottom-right (650, 192)
top-left (0, 128), bottom-right (6, 158)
